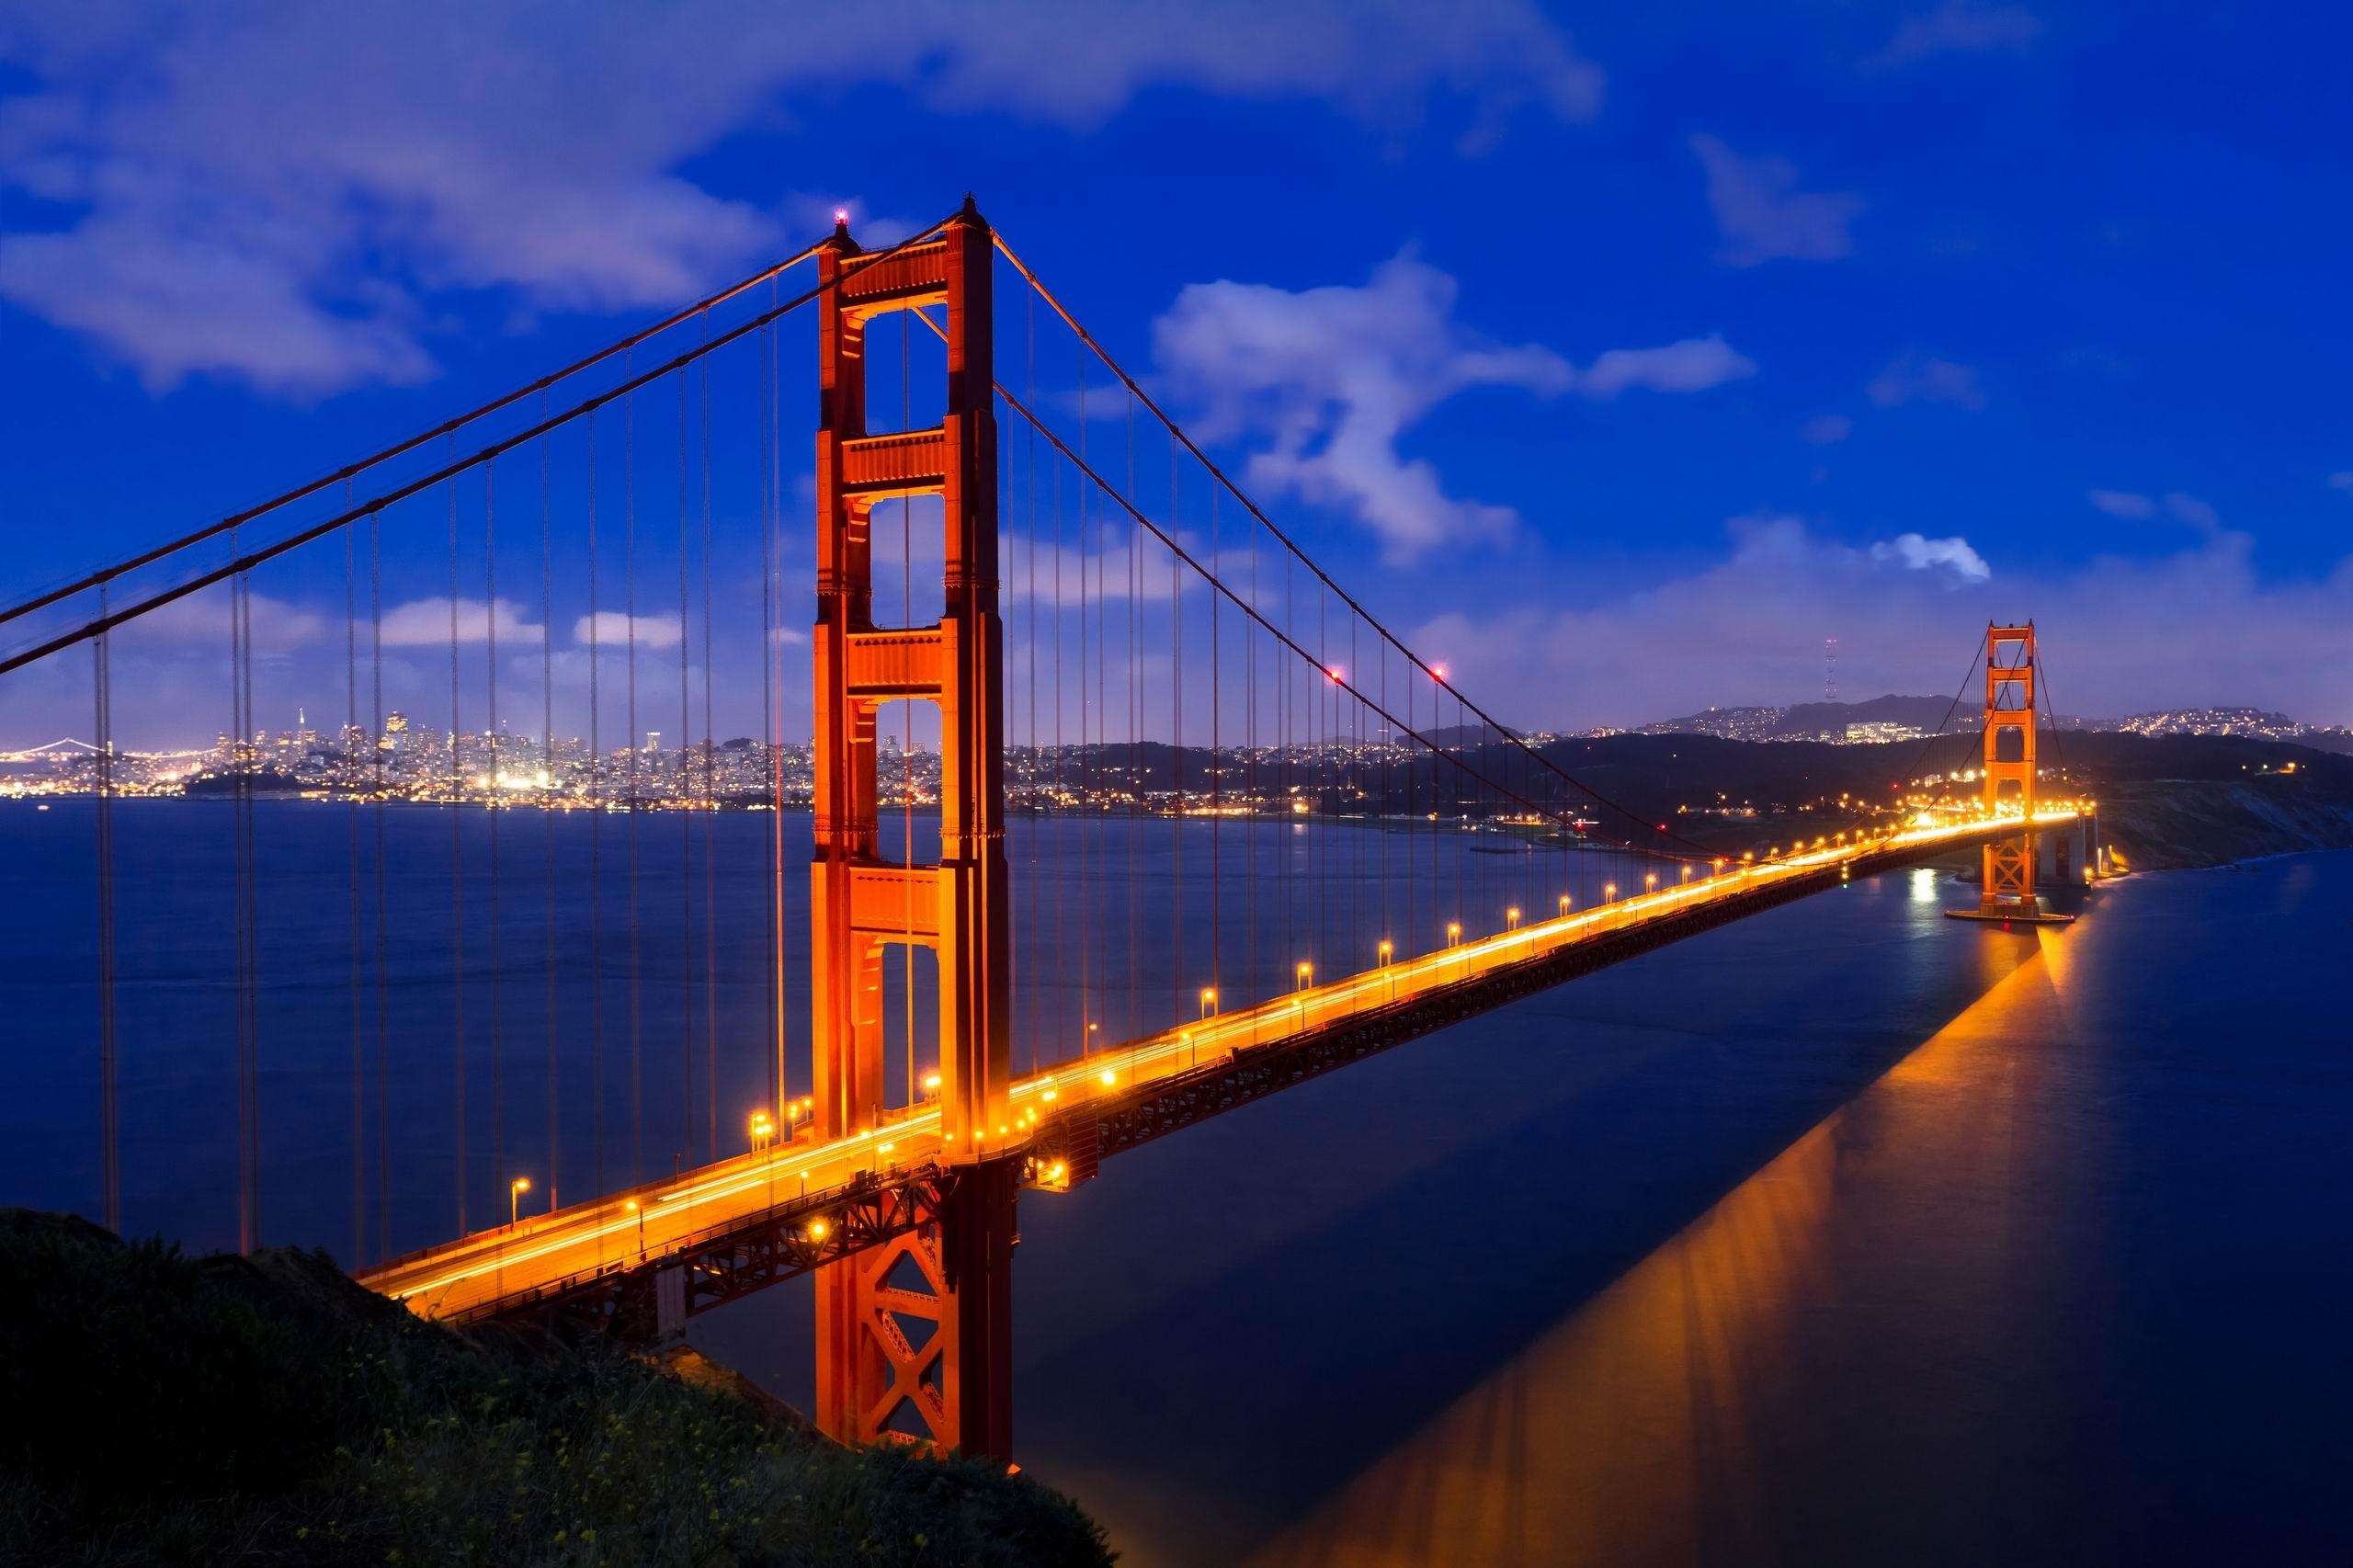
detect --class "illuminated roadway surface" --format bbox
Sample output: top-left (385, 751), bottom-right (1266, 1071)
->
top-left (359, 809), bottom-right (2085, 1323)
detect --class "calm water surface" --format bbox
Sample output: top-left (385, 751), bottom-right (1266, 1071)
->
top-left (2, 801), bottom-right (2346, 1563)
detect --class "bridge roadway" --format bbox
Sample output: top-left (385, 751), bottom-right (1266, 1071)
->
top-left (358, 809), bottom-right (2084, 1328)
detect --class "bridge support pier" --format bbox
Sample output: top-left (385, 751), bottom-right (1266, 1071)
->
top-left (815, 1160), bottom-right (1015, 1453)
top-left (809, 199), bottom-right (1017, 1455)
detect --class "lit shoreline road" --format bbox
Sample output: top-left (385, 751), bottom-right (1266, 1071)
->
top-left (360, 808), bottom-right (2083, 1322)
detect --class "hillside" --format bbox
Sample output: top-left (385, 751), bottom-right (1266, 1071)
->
top-left (0, 1209), bottom-right (1111, 1567)
top-left (1525, 732), bottom-right (2353, 870)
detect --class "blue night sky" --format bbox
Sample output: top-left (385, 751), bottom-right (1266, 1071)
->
top-left (3, 1), bottom-right (2348, 741)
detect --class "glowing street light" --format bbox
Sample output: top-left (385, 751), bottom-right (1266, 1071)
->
top-left (1645, 872), bottom-right (1658, 892)
top-left (1199, 987), bottom-right (1217, 1019)
top-left (923, 1073), bottom-right (942, 1096)
top-left (1447, 920), bottom-right (1461, 945)
top-left (1295, 960), bottom-right (1313, 993)
top-left (1506, 905), bottom-right (1520, 930)
top-left (625, 1198), bottom-right (644, 1253)
top-left (1377, 939), bottom-right (1392, 966)
top-left (749, 1109), bottom-right (776, 1152)
top-left (1604, 882), bottom-right (1617, 903)
top-left (509, 1176), bottom-right (531, 1228)
top-left (1559, 894), bottom-right (1572, 917)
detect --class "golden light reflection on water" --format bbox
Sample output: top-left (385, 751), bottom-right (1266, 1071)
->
top-left (1247, 926), bottom-right (2082, 1568)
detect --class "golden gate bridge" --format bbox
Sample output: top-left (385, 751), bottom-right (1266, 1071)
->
top-left (0, 198), bottom-right (2090, 1456)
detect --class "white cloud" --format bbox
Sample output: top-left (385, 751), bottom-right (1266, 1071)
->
top-left (1871, 3), bottom-right (2045, 69)
top-left (1412, 515), bottom-right (2353, 729)
top-left (1579, 335), bottom-right (1757, 399)
top-left (373, 596), bottom-right (539, 647)
top-left (1867, 354), bottom-right (1986, 410)
top-left (1870, 531), bottom-right (1991, 583)
top-left (117, 587), bottom-right (325, 652)
top-left (1153, 255), bottom-right (1752, 562)
top-left (0, 2), bottom-right (1600, 392)
top-left (1800, 415), bottom-right (1853, 445)
top-left (2087, 489), bottom-right (2155, 519)
top-left (2160, 492), bottom-right (2219, 530)
top-left (2088, 489), bottom-right (2221, 528)
top-left (573, 610), bottom-right (684, 648)
top-left (1688, 134), bottom-right (1862, 266)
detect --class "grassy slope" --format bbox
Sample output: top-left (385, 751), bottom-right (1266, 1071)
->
top-left (0, 1210), bottom-right (1112, 1567)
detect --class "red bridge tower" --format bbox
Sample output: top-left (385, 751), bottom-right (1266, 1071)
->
top-left (810, 199), bottom-right (1016, 1455)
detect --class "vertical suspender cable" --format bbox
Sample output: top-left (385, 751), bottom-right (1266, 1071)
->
top-left (540, 409), bottom-right (558, 1210)
top-left (1210, 480), bottom-right (1221, 1006)
top-left (757, 317), bottom-right (780, 1114)
top-left (767, 296), bottom-right (787, 1121)
top-left (626, 370), bottom-right (643, 1185)
top-left (1094, 416), bottom-right (1109, 1039)
top-left (486, 462), bottom-right (504, 1213)
top-left (699, 341), bottom-right (718, 1159)
top-left (232, 547), bottom-right (259, 1253)
top-left (677, 368), bottom-right (696, 1159)
top-left (1124, 403), bottom-right (1139, 1041)
top-left (94, 585), bottom-right (119, 1234)
top-left (446, 461), bottom-right (467, 1235)
top-left (587, 412), bottom-right (606, 1201)
top-left (1246, 518), bottom-right (1258, 1005)
top-left (343, 506), bottom-right (363, 1263)
top-left (997, 396), bottom-right (1021, 1078)
top-left (1053, 445), bottom-right (1073, 1054)
top-left (1023, 294), bottom-right (1040, 1074)
top-left (370, 516), bottom-right (390, 1257)
top-left (1168, 426), bottom-right (1181, 1028)
top-left (1074, 360), bottom-right (1091, 1055)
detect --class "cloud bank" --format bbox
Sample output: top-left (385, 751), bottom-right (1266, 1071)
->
top-left (1871, 3), bottom-right (2045, 70)
top-left (1153, 256), bottom-right (1753, 562)
top-left (1689, 134), bottom-right (1862, 266)
top-left (1867, 354), bottom-right (1986, 410)
top-left (1413, 514), bottom-right (2353, 729)
top-left (0, 1), bottom-right (1599, 393)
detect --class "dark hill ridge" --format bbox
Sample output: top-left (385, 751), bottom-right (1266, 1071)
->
top-left (0, 1208), bottom-right (1112, 1567)
top-left (1637, 694), bottom-right (1959, 739)
top-left (1517, 731), bottom-right (2353, 869)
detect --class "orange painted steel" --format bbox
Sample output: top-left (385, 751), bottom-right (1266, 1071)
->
top-left (1977, 624), bottom-right (2040, 916)
top-left (810, 199), bottom-right (1016, 1456)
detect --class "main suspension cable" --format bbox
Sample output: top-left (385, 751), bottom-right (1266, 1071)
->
top-left (989, 233), bottom-right (1712, 863)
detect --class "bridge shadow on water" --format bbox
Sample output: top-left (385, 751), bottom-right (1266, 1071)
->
top-left (691, 856), bottom-right (2351, 1568)
top-left (998, 869), bottom-right (2047, 1564)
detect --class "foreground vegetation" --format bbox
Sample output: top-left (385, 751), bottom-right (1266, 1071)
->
top-left (0, 1210), bottom-right (1111, 1566)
